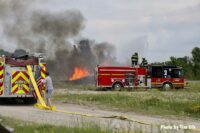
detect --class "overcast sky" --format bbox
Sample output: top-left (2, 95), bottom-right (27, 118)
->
top-left (2, 0), bottom-right (200, 63)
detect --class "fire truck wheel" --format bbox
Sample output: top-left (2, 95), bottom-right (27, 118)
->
top-left (162, 83), bottom-right (173, 90)
top-left (112, 82), bottom-right (123, 91)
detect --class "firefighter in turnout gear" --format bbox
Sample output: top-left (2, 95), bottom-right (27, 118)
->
top-left (141, 58), bottom-right (148, 67)
top-left (131, 52), bottom-right (138, 67)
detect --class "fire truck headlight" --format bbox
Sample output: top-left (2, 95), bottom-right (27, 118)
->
top-left (111, 79), bottom-right (114, 82)
top-left (122, 79), bottom-right (125, 82)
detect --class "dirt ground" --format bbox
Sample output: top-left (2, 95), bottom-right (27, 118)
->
top-left (0, 99), bottom-right (200, 133)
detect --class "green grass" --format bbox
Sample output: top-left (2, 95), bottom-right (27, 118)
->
top-left (54, 81), bottom-right (96, 90)
top-left (53, 82), bottom-right (200, 118)
top-left (184, 81), bottom-right (200, 92)
top-left (0, 116), bottom-right (112, 133)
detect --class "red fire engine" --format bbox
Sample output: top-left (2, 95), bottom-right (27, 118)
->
top-left (95, 65), bottom-right (188, 90)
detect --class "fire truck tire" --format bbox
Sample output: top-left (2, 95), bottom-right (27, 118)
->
top-left (112, 82), bottom-right (123, 91)
top-left (162, 83), bottom-right (173, 90)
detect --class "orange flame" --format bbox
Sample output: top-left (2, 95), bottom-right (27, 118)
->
top-left (69, 66), bottom-right (90, 80)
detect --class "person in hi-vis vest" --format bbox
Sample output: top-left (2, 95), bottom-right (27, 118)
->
top-left (131, 52), bottom-right (138, 67)
top-left (141, 58), bottom-right (148, 67)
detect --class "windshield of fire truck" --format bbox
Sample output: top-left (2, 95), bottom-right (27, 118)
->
top-left (171, 68), bottom-right (183, 78)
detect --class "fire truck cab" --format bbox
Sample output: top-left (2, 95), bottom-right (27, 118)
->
top-left (0, 52), bottom-right (46, 103)
top-left (148, 65), bottom-right (187, 89)
top-left (95, 65), bottom-right (188, 90)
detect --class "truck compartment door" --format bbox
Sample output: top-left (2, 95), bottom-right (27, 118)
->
top-left (11, 70), bottom-right (30, 95)
top-left (125, 72), bottom-right (135, 87)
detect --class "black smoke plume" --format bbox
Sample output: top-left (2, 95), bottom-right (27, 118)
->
top-left (0, 0), bottom-right (117, 81)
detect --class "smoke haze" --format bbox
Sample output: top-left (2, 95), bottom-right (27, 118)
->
top-left (0, 0), bottom-right (117, 80)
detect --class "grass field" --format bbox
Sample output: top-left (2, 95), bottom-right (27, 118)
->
top-left (53, 81), bottom-right (200, 118)
top-left (1, 82), bottom-right (198, 133)
top-left (54, 81), bottom-right (95, 90)
top-left (0, 116), bottom-right (112, 133)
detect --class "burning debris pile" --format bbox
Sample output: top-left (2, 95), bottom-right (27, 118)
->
top-left (64, 39), bottom-right (117, 81)
top-left (67, 40), bottom-right (95, 81)
top-left (68, 67), bottom-right (90, 81)
top-left (0, 0), bottom-right (117, 82)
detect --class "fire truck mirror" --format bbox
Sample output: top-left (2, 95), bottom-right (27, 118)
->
top-left (39, 58), bottom-right (45, 64)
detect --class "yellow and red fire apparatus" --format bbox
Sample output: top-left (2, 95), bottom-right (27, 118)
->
top-left (0, 53), bottom-right (46, 103)
top-left (95, 65), bottom-right (189, 91)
